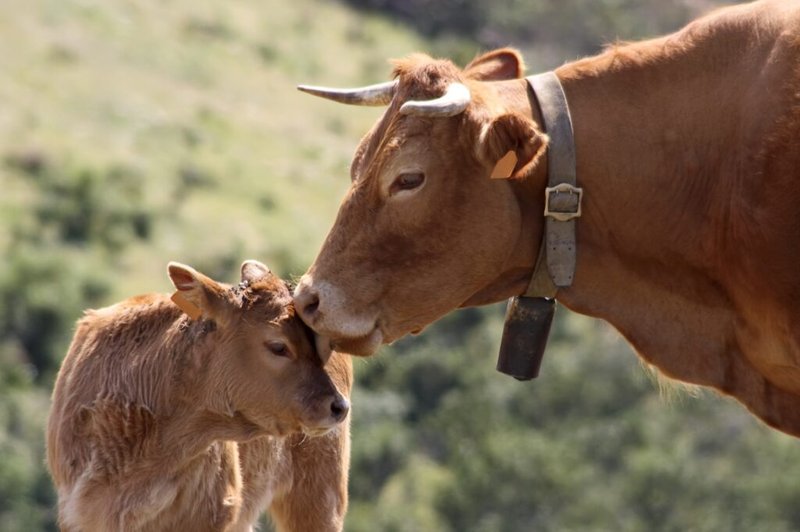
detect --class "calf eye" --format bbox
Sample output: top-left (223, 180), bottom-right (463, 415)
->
top-left (390, 172), bottom-right (425, 195)
top-left (265, 341), bottom-right (289, 357)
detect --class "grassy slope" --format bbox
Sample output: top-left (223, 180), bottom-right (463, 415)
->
top-left (0, 4), bottom-right (423, 527)
top-left (0, 0), bottom-right (432, 531)
top-left (0, 0), bottom-right (430, 296)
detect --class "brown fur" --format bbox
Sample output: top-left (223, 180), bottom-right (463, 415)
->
top-left (47, 261), bottom-right (352, 531)
top-left (295, 0), bottom-right (800, 437)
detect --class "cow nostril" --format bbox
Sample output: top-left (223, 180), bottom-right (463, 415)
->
top-left (305, 298), bottom-right (319, 316)
top-left (330, 396), bottom-right (350, 421)
top-left (302, 293), bottom-right (320, 318)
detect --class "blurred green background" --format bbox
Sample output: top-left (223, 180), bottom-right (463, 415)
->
top-left (3, 0), bottom-right (799, 530)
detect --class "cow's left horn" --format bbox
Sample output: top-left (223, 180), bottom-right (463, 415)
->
top-left (297, 80), bottom-right (397, 106)
top-left (399, 82), bottom-right (471, 117)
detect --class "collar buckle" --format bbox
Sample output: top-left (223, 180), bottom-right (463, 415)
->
top-left (544, 183), bottom-right (583, 222)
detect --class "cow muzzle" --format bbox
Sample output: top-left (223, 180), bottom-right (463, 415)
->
top-left (294, 276), bottom-right (384, 356)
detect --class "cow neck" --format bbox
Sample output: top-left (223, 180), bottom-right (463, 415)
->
top-left (523, 72), bottom-right (583, 298)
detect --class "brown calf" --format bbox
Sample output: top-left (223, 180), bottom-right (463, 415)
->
top-left (47, 260), bottom-right (352, 531)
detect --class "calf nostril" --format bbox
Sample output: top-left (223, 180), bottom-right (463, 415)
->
top-left (330, 396), bottom-right (350, 421)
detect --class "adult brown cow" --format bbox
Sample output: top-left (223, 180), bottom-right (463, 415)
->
top-left (294, 0), bottom-right (800, 437)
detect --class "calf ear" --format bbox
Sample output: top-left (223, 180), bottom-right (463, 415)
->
top-left (464, 48), bottom-right (525, 81)
top-left (240, 260), bottom-right (272, 284)
top-left (481, 113), bottom-right (548, 180)
top-left (167, 262), bottom-right (226, 320)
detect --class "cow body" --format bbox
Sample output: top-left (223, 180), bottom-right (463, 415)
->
top-left (48, 262), bottom-right (352, 531)
top-left (295, 0), bottom-right (800, 436)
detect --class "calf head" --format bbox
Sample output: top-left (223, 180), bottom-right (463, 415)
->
top-left (294, 49), bottom-right (548, 355)
top-left (168, 260), bottom-right (349, 436)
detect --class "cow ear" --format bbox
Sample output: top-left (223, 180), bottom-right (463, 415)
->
top-left (240, 260), bottom-right (271, 284)
top-left (167, 262), bottom-right (227, 320)
top-left (464, 48), bottom-right (525, 81)
top-left (481, 113), bottom-right (548, 180)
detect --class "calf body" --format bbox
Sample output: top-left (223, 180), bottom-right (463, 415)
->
top-left (47, 261), bottom-right (352, 531)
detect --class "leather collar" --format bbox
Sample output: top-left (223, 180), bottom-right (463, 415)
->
top-left (524, 72), bottom-right (583, 298)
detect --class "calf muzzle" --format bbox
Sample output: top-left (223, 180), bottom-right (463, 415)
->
top-left (329, 395), bottom-right (350, 423)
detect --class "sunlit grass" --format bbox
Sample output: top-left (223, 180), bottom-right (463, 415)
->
top-left (0, 0), bottom-right (427, 301)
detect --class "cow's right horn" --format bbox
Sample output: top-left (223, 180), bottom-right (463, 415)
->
top-left (399, 82), bottom-right (471, 117)
top-left (297, 80), bottom-right (397, 106)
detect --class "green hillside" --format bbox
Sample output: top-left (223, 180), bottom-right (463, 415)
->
top-left (0, 1), bottom-right (427, 528)
top-left (4, 0), bottom-right (800, 531)
top-left (0, 0), bottom-right (431, 288)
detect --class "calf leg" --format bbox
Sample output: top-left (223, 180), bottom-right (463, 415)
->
top-left (269, 422), bottom-right (350, 532)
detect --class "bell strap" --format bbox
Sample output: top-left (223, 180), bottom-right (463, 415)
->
top-left (524, 72), bottom-right (582, 297)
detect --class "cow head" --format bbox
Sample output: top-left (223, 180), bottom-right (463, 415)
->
top-left (294, 49), bottom-right (549, 356)
top-left (168, 260), bottom-right (349, 436)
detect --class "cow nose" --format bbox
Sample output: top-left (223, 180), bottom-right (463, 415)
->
top-left (329, 395), bottom-right (350, 422)
top-left (294, 283), bottom-right (320, 324)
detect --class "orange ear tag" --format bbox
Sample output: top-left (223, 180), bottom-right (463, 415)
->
top-left (171, 291), bottom-right (202, 320)
top-left (490, 150), bottom-right (518, 179)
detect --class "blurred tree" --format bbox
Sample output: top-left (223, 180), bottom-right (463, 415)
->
top-left (346, 308), bottom-right (800, 532)
top-left (341, 0), bottom-right (697, 53)
top-left (1, 155), bottom-right (155, 381)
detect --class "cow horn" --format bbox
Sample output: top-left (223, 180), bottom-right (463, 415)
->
top-left (399, 82), bottom-right (471, 117)
top-left (297, 80), bottom-right (398, 106)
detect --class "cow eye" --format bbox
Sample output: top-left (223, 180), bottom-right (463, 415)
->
top-left (390, 172), bottom-right (425, 195)
top-left (265, 341), bottom-right (289, 357)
